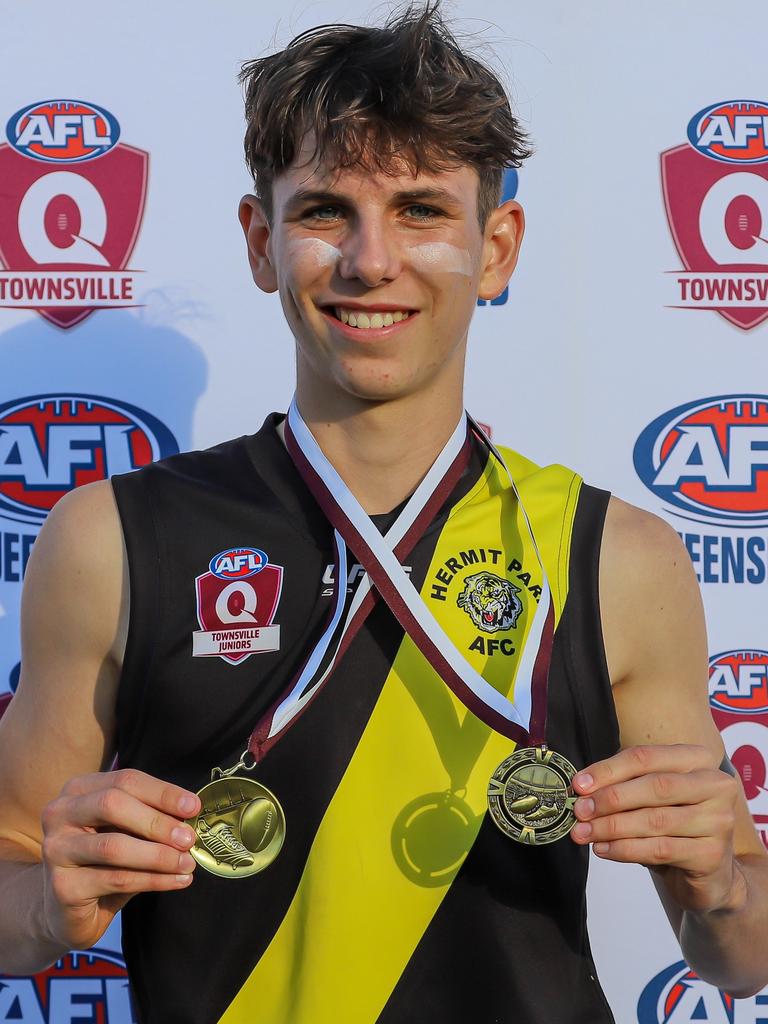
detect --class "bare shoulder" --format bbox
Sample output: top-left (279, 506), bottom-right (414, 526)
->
top-left (599, 495), bottom-right (704, 688)
top-left (601, 494), bottom-right (687, 577)
top-left (22, 479), bottom-right (126, 662)
top-left (0, 480), bottom-right (127, 857)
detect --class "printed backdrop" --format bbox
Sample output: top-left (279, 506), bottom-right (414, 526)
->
top-left (1, 2), bottom-right (767, 1021)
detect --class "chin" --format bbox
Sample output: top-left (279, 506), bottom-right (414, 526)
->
top-left (336, 376), bottom-right (418, 404)
top-left (326, 354), bottom-right (422, 402)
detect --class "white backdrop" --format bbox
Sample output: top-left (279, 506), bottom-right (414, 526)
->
top-left (1, 3), bottom-right (767, 1021)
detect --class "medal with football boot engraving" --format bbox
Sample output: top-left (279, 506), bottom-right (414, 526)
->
top-left (187, 752), bottom-right (286, 878)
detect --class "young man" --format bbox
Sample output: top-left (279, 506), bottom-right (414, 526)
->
top-left (1, 5), bottom-right (767, 1022)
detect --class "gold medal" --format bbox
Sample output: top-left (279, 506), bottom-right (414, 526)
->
top-left (186, 756), bottom-right (286, 878)
top-left (487, 745), bottom-right (577, 845)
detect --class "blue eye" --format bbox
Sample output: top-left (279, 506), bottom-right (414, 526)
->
top-left (305, 205), bottom-right (342, 220)
top-left (405, 205), bottom-right (440, 219)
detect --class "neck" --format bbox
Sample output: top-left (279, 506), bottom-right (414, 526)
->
top-left (290, 384), bottom-right (465, 515)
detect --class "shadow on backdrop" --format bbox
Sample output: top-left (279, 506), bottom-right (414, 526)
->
top-left (0, 297), bottom-right (209, 695)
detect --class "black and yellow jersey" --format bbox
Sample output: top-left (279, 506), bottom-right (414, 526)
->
top-left (112, 414), bottom-right (619, 1024)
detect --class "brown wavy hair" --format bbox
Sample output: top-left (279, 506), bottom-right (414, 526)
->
top-left (239, 1), bottom-right (532, 228)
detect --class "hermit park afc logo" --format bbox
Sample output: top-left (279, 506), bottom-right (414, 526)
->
top-left (0, 99), bottom-right (148, 329)
top-left (662, 99), bottom-right (768, 330)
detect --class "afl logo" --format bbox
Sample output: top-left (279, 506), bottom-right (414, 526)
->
top-left (209, 547), bottom-right (268, 580)
top-left (6, 99), bottom-right (120, 163)
top-left (637, 961), bottom-right (735, 1022)
top-left (0, 394), bottom-right (178, 526)
top-left (709, 650), bottom-right (768, 847)
top-left (687, 100), bottom-right (768, 164)
top-left (0, 948), bottom-right (136, 1021)
top-left (709, 649), bottom-right (768, 715)
top-left (633, 395), bottom-right (768, 527)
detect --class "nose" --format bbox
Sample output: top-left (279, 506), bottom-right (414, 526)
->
top-left (337, 216), bottom-right (402, 287)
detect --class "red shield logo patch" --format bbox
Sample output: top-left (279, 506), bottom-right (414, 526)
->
top-left (709, 649), bottom-right (768, 849)
top-left (0, 141), bottom-right (148, 329)
top-left (661, 143), bottom-right (768, 330)
top-left (194, 558), bottom-right (283, 666)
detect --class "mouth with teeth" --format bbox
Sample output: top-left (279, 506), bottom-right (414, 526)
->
top-left (321, 306), bottom-right (416, 332)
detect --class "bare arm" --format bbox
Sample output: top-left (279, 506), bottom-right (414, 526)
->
top-left (0, 481), bottom-right (200, 974)
top-left (571, 497), bottom-right (768, 997)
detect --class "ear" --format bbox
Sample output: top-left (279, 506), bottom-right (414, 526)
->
top-left (477, 199), bottom-right (525, 302)
top-left (238, 194), bottom-right (278, 293)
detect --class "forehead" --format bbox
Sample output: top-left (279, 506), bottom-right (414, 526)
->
top-left (271, 130), bottom-right (480, 210)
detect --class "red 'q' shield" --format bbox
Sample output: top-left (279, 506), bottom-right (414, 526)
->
top-left (0, 142), bottom-right (148, 328)
top-left (195, 564), bottom-right (283, 665)
top-left (661, 144), bottom-right (768, 330)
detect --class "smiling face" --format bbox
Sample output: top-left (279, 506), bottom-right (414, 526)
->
top-left (240, 139), bottom-right (524, 417)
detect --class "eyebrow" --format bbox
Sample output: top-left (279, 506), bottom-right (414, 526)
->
top-left (283, 185), bottom-right (463, 214)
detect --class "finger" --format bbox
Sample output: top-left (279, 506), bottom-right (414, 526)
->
top-left (570, 802), bottom-right (728, 845)
top-left (61, 768), bottom-right (200, 819)
top-left (49, 864), bottom-right (194, 905)
top-left (573, 744), bottom-right (715, 795)
top-left (60, 789), bottom-right (198, 851)
top-left (589, 835), bottom-right (726, 871)
top-left (574, 769), bottom-right (726, 820)
top-left (46, 830), bottom-right (198, 874)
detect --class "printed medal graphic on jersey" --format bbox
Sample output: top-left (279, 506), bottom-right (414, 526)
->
top-left (193, 546), bottom-right (283, 664)
top-left (0, 98), bottom-right (148, 328)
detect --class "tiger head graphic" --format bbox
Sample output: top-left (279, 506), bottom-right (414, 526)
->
top-left (457, 571), bottom-right (522, 634)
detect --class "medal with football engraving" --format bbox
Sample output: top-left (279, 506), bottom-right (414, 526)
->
top-left (488, 745), bottom-right (577, 845)
top-left (187, 774), bottom-right (286, 879)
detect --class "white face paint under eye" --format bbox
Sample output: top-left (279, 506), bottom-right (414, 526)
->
top-left (405, 242), bottom-right (473, 276)
top-left (285, 237), bottom-right (342, 268)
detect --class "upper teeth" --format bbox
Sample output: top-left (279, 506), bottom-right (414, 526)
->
top-left (335, 308), bottom-right (411, 328)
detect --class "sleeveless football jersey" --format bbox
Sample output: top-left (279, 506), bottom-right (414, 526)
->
top-left (111, 414), bottom-right (619, 1024)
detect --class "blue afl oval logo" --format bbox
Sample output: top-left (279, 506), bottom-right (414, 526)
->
top-left (637, 960), bottom-right (735, 1022)
top-left (6, 98), bottom-right (120, 162)
top-left (209, 547), bottom-right (268, 580)
top-left (0, 394), bottom-right (178, 525)
top-left (0, 947), bottom-right (136, 1021)
top-left (633, 394), bottom-right (768, 527)
top-left (709, 649), bottom-right (768, 715)
top-left (687, 99), bottom-right (768, 164)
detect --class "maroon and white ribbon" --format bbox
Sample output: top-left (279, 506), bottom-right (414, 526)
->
top-left (245, 408), bottom-right (472, 762)
top-left (284, 398), bottom-right (555, 748)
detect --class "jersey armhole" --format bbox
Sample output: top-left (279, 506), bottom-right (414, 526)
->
top-left (111, 469), bottom-right (164, 766)
top-left (561, 484), bottom-right (621, 765)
